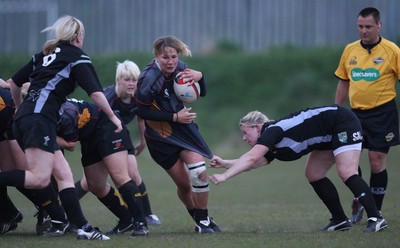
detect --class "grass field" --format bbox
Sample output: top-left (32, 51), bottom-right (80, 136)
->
top-left (2, 144), bottom-right (400, 248)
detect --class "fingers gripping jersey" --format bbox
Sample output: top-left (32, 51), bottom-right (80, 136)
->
top-left (258, 105), bottom-right (363, 162)
top-left (12, 43), bottom-right (103, 123)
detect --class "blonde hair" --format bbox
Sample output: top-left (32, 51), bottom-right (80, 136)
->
top-left (41, 15), bottom-right (85, 55)
top-left (239, 111), bottom-right (270, 127)
top-left (115, 60), bottom-right (141, 97)
top-left (152, 35), bottom-right (192, 57)
top-left (115, 60), bottom-right (140, 82)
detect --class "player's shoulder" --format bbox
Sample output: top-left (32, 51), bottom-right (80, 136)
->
top-left (380, 37), bottom-right (400, 53)
top-left (58, 43), bottom-right (91, 61)
top-left (343, 40), bottom-right (361, 51)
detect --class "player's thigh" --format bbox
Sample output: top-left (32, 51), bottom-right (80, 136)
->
top-left (128, 154), bottom-right (142, 184)
top-left (166, 159), bottom-right (191, 190)
top-left (84, 161), bottom-right (109, 193)
top-left (335, 150), bottom-right (361, 181)
top-left (0, 140), bottom-right (15, 171)
top-left (8, 139), bottom-right (28, 170)
top-left (102, 151), bottom-right (131, 187)
top-left (52, 150), bottom-right (74, 189)
top-left (24, 147), bottom-right (54, 178)
top-left (305, 150), bottom-right (334, 182)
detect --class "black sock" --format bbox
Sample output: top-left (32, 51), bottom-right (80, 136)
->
top-left (74, 180), bottom-right (88, 199)
top-left (194, 208), bottom-right (208, 223)
top-left (358, 166), bottom-right (362, 178)
top-left (0, 186), bottom-right (19, 221)
top-left (345, 174), bottom-right (380, 218)
top-left (59, 187), bottom-right (88, 228)
top-left (118, 180), bottom-right (146, 223)
top-left (310, 177), bottom-right (347, 221)
top-left (138, 182), bottom-right (152, 216)
top-left (98, 186), bottom-right (132, 223)
top-left (187, 208), bottom-right (195, 220)
top-left (17, 184), bottom-right (67, 223)
top-left (370, 169), bottom-right (387, 210)
top-left (0, 170), bottom-right (25, 187)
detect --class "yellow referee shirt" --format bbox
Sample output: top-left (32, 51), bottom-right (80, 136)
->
top-left (335, 37), bottom-right (400, 110)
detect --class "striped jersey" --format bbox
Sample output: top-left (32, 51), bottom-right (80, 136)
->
top-left (258, 105), bottom-right (362, 162)
top-left (12, 42), bottom-right (103, 123)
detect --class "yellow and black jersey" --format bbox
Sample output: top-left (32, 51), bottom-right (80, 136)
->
top-left (335, 37), bottom-right (400, 110)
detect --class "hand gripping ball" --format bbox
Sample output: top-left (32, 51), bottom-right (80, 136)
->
top-left (173, 72), bottom-right (200, 104)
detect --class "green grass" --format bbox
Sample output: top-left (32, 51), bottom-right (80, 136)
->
top-left (3, 142), bottom-right (400, 248)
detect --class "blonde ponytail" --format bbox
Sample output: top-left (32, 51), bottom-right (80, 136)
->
top-left (41, 15), bottom-right (84, 55)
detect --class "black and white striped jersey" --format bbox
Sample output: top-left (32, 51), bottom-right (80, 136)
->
top-left (12, 42), bottom-right (103, 123)
top-left (258, 105), bottom-right (363, 163)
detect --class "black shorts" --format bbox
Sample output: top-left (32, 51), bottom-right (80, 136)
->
top-left (0, 111), bottom-right (13, 142)
top-left (0, 123), bottom-right (7, 141)
top-left (146, 137), bottom-right (183, 170)
top-left (330, 106), bottom-right (363, 154)
top-left (352, 99), bottom-right (400, 153)
top-left (80, 117), bottom-right (133, 167)
top-left (12, 114), bottom-right (58, 153)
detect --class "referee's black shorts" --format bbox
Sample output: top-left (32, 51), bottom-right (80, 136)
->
top-left (352, 99), bottom-right (400, 153)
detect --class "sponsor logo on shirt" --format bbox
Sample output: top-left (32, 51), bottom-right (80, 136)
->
top-left (349, 56), bottom-right (357, 65)
top-left (27, 89), bottom-right (41, 102)
top-left (351, 68), bottom-right (380, 82)
top-left (373, 57), bottom-right (384, 65)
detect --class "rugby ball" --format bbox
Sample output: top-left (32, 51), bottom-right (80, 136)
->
top-left (173, 73), bottom-right (200, 104)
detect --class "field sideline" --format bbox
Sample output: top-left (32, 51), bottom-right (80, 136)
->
top-left (2, 144), bottom-right (400, 248)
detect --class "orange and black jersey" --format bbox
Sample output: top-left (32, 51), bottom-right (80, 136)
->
top-left (259, 105), bottom-right (363, 163)
top-left (136, 59), bottom-right (206, 122)
top-left (58, 99), bottom-right (101, 142)
top-left (0, 88), bottom-right (15, 140)
top-left (136, 59), bottom-right (211, 159)
top-left (12, 42), bottom-right (103, 123)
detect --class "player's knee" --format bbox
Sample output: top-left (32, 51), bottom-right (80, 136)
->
top-left (187, 162), bottom-right (209, 193)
